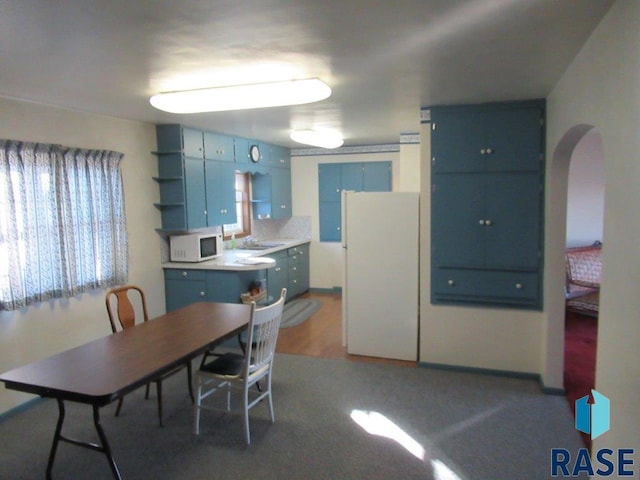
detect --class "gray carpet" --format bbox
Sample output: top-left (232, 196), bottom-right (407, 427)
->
top-left (0, 354), bottom-right (587, 480)
top-left (280, 298), bottom-right (322, 328)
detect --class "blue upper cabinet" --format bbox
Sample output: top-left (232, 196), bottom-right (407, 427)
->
top-left (318, 161), bottom-right (392, 242)
top-left (270, 145), bottom-right (291, 168)
top-left (430, 100), bottom-right (545, 310)
top-left (431, 101), bottom-right (544, 174)
top-left (183, 127), bottom-right (205, 158)
top-left (204, 131), bottom-right (234, 162)
top-left (155, 124), bottom-right (291, 231)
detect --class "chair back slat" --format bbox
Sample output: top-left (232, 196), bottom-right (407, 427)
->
top-left (105, 285), bottom-right (149, 333)
top-left (244, 289), bottom-right (286, 377)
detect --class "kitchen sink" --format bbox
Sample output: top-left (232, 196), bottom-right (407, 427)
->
top-left (241, 242), bottom-right (286, 250)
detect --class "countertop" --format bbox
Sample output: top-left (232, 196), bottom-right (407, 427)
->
top-left (162, 238), bottom-right (310, 271)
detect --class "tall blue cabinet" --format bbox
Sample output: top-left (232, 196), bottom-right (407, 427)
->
top-left (430, 100), bottom-right (545, 309)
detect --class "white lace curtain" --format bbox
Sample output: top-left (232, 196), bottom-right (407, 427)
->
top-left (0, 140), bottom-right (128, 310)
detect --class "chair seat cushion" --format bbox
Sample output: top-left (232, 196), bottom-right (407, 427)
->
top-left (200, 352), bottom-right (244, 376)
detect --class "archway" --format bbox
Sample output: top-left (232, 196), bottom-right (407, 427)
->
top-left (544, 124), bottom-right (604, 440)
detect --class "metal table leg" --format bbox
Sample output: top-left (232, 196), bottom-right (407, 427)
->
top-left (45, 399), bottom-right (122, 480)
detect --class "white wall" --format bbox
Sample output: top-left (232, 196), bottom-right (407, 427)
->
top-left (545, 0), bottom-right (639, 454)
top-left (566, 129), bottom-right (605, 247)
top-left (291, 143), bottom-right (420, 290)
top-left (0, 98), bottom-right (163, 413)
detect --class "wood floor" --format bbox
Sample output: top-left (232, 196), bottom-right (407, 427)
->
top-left (276, 291), bottom-right (416, 368)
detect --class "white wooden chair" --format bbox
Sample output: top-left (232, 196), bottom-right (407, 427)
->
top-left (194, 288), bottom-right (287, 445)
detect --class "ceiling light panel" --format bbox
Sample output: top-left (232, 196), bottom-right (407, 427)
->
top-left (150, 78), bottom-right (331, 113)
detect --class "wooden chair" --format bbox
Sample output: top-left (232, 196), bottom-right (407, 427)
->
top-left (194, 288), bottom-right (287, 445)
top-left (105, 285), bottom-right (194, 427)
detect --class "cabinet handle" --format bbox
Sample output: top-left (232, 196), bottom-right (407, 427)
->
top-left (447, 279), bottom-right (455, 286)
top-left (515, 283), bottom-right (523, 289)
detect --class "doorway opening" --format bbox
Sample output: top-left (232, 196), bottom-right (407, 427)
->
top-left (554, 125), bottom-right (604, 449)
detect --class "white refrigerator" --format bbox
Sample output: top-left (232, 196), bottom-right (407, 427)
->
top-left (341, 191), bottom-right (419, 361)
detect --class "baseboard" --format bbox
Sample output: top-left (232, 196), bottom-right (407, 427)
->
top-left (309, 287), bottom-right (342, 296)
top-left (0, 397), bottom-right (45, 425)
top-left (417, 361), bottom-right (558, 392)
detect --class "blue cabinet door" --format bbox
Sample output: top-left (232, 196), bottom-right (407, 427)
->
top-left (206, 160), bottom-right (237, 226)
top-left (363, 162), bottom-right (391, 191)
top-left (485, 173), bottom-right (542, 269)
top-left (432, 174), bottom-right (486, 268)
top-left (319, 201), bottom-right (342, 242)
top-left (183, 128), bottom-right (205, 158)
top-left (270, 145), bottom-right (291, 168)
top-left (431, 109), bottom-right (485, 173)
top-left (267, 251), bottom-right (288, 300)
top-left (484, 108), bottom-right (543, 172)
top-left (184, 157), bottom-right (207, 229)
top-left (271, 167), bottom-right (292, 219)
top-left (318, 163), bottom-right (341, 201)
top-left (204, 131), bottom-right (234, 162)
top-left (340, 163), bottom-right (363, 191)
top-left (164, 269), bottom-right (207, 312)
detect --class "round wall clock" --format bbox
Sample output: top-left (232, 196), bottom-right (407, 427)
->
top-left (249, 144), bottom-right (260, 163)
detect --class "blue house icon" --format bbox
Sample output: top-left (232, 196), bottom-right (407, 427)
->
top-left (575, 389), bottom-right (610, 440)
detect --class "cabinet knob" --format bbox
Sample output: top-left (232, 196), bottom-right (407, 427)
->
top-left (200, 291), bottom-right (205, 296)
top-left (485, 219), bottom-right (492, 226)
top-left (480, 148), bottom-right (486, 155)
top-left (337, 226), bottom-right (340, 231)
top-left (479, 219), bottom-right (485, 225)
top-left (515, 283), bottom-right (523, 289)
top-left (486, 148), bottom-right (493, 154)
top-left (182, 271), bottom-right (188, 277)
top-left (448, 279), bottom-right (455, 286)
top-left (336, 188), bottom-right (340, 192)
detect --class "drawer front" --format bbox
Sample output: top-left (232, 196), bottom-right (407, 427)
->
top-left (164, 269), bottom-right (207, 281)
top-left (433, 268), bottom-right (540, 306)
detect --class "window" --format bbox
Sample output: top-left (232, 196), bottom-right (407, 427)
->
top-left (0, 140), bottom-right (128, 311)
top-left (223, 172), bottom-right (252, 239)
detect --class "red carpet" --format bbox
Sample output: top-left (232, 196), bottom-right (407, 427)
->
top-left (564, 310), bottom-right (598, 450)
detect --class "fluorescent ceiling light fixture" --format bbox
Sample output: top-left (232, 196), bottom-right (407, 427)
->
top-left (290, 129), bottom-right (344, 149)
top-left (150, 78), bottom-right (331, 113)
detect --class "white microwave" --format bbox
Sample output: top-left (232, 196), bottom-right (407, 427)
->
top-left (170, 233), bottom-right (223, 262)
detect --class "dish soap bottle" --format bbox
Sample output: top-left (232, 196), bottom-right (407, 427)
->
top-left (230, 234), bottom-right (236, 250)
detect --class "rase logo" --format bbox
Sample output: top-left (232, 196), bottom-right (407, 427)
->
top-left (551, 390), bottom-right (636, 477)
top-left (575, 389), bottom-right (610, 440)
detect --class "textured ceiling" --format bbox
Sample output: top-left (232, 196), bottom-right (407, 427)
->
top-left (0, 0), bottom-right (614, 147)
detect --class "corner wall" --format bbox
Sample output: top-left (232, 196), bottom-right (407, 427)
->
top-left (545, 0), bottom-right (639, 453)
top-left (0, 97), bottom-right (163, 413)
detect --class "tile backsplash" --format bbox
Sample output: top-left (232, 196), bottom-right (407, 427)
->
top-left (252, 216), bottom-right (311, 240)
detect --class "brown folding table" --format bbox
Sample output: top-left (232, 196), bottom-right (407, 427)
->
top-left (0, 301), bottom-right (252, 480)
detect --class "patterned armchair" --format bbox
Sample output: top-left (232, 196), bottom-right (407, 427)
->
top-left (565, 243), bottom-right (602, 316)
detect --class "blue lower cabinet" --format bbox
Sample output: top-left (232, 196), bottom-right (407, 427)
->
top-left (266, 252), bottom-right (288, 301)
top-left (164, 269), bottom-right (207, 312)
top-left (164, 268), bottom-right (266, 312)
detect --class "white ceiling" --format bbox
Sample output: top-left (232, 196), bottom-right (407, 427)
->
top-left (0, 0), bottom-right (614, 148)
